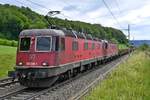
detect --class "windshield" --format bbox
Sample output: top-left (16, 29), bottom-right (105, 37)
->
top-left (20, 37), bottom-right (31, 51)
top-left (36, 37), bottom-right (51, 51)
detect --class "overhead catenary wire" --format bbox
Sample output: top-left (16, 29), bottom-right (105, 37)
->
top-left (114, 0), bottom-right (122, 14)
top-left (25, 0), bottom-right (70, 27)
top-left (12, 0), bottom-right (55, 27)
top-left (14, 0), bottom-right (52, 17)
top-left (25, 0), bottom-right (71, 20)
top-left (26, 0), bottom-right (71, 20)
top-left (102, 0), bottom-right (123, 29)
top-left (13, 0), bottom-right (43, 11)
top-left (14, 0), bottom-right (26, 6)
top-left (26, 0), bottom-right (51, 11)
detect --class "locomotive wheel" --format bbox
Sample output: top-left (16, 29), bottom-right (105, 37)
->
top-left (19, 76), bottom-right (59, 88)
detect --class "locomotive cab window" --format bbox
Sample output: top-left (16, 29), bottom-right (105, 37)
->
top-left (20, 37), bottom-right (31, 51)
top-left (36, 36), bottom-right (52, 51)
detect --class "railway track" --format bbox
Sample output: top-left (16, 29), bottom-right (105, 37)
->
top-left (0, 54), bottom-right (129, 100)
top-left (0, 78), bottom-right (18, 88)
top-left (0, 78), bottom-right (26, 99)
top-left (0, 76), bottom-right (81, 100)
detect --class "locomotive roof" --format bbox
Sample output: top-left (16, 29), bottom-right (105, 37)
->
top-left (20, 29), bottom-right (65, 36)
top-left (19, 29), bottom-right (116, 43)
top-left (20, 29), bottom-right (89, 39)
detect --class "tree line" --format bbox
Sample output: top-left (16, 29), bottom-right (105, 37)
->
top-left (0, 4), bottom-right (128, 44)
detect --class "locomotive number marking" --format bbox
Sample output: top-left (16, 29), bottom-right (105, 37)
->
top-left (26, 62), bottom-right (37, 66)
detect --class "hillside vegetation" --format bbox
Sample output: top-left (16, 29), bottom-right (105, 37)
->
top-left (83, 51), bottom-right (150, 100)
top-left (0, 4), bottom-right (127, 44)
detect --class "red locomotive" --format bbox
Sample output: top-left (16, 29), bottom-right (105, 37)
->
top-left (9, 28), bottom-right (118, 87)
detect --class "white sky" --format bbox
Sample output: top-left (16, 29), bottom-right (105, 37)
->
top-left (0, 0), bottom-right (150, 40)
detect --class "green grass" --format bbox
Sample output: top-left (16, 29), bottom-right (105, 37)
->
top-left (0, 45), bottom-right (17, 78)
top-left (83, 51), bottom-right (150, 100)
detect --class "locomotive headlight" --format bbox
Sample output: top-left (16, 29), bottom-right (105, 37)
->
top-left (18, 62), bottom-right (23, 66)
top-left (42, 62), bottom-right (48, 66)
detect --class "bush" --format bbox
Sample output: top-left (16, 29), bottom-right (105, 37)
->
top-left (0, 38), bottom-right (17, 47)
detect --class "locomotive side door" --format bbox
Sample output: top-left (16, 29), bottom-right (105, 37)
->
top-left (56, 37), bottom-right (66, 65)
top-left (54, 36), bottom-right (67, 67)
top-left (52, 36), bottom-right (59, 66)
top-left (102, 41), bottom-right (108, 58)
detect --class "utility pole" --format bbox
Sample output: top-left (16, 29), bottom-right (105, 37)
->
top-left (121, 24), bottom-right (131, 40)
top-left (128, 24), bottom-right (130, 41)
top-left (121, 24), bottom-right (131, 46)
top-left (126, 24), bottom-right (131, 55)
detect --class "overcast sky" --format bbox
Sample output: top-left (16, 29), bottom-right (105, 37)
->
top-left (0, 0), bottom-right (150, 40)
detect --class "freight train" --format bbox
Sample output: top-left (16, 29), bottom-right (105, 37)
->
top-left (8, 27), bottom-right (129, 88)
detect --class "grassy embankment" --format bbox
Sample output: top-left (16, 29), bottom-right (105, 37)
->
top-left (0, 45), bottom-right (16, 78)
top-left (83, 51), bottom-right (150, 100)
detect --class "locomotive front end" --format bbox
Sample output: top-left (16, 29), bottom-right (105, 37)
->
top-left (9, 29), bottom-right (63, 87)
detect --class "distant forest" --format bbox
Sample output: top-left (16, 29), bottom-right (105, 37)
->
top-left (0, 4), bottom-right (127, 44)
